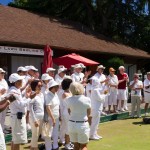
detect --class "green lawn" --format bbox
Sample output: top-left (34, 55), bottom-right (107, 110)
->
top-left (7, 118), bottom-right (150, 150)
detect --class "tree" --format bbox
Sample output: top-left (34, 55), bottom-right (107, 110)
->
top-left (9, 0), bottom-right (150, 52)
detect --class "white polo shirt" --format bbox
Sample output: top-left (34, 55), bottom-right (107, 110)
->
top-left (9, 86), bottom-right (28, 114)
top-left (92, 73), bottom-right (106, 89)
top-left (108, 74), bottom-right (118, 92)
top-left (71, 72), bottom-right (84, 83)
top-left (144, 78), bottom-right (150, 92)
top-left (45, 91), bottom-right (60, 119)
top-left (29, 93), bottom-right (44, 122)
top-left (66, 95), bottom-right (91, 121)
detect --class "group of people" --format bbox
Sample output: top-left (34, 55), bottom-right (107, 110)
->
top-left (0, 63), bottom-right (150, 150)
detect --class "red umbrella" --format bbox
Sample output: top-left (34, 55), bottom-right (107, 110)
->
top-left (53, 53), bottom-right (99, 69)
top-left (42, 45), bottom-right (53, 73)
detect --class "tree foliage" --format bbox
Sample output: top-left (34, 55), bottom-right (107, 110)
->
top-left (9, 0), bottom-right (150, 52)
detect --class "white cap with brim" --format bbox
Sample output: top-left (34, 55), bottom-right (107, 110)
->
top-left (97, 65), bottom-right (105, 71)
top-left (46, 68), bottom-right (56, 73)
top-left (27, 66), bottom-right (38, 71)
top-left (41, 73), bottom-right (53, 81)
top-left (0, 68), bottom-right (6, 73)
top-left (48, 80), bottom-right (59, 89)
top-left (58, 67), bottom-right (67, 74)
top-left (17, 66), bottom-right (28, 72)
top-left (9, 73), bottom-right (25, 83)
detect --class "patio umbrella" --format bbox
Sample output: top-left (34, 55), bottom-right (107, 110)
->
top-left (42, 45), bottom-right (53, 73)
top-left (53, 53), bottom-right (99, 69)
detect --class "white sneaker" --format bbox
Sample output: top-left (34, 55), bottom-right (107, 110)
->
top-left (120, 108), bottom-right (125, 112)
top-left (65, 144), bottom-right (73, 150)
top-left (124, 108), bottom-right (128, 111)
top-left (96, 134), bottom-right (103, 139)
top-left (26, 124), bottom-right (31, 130)
top-left (89, 136), bottom-right (100, 140)
top-left (101, 112), bottom-right (108, 116)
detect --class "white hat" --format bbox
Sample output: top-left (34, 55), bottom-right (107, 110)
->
top-left (58, 65), bottom-right (65, 69)
top-left (78, 63), bottom-right (86, 68)
top-left (58, 67), bottom-right (67, 74)
top-left (119, 66), bottom-right (125, 70)
top-left (73, 64), bottom-right (82, 69)
top-left (17, 66), bottom-right (28, 72)
top-left (46, 68), bottom-right (56, 73)
top-left (0, 68), bottom-right (6, 73)
top-left (41, 73), bottom-right (53, 81)
top-left (27, 65), bottom-right (38, 71)
top-left (97, 65), bottom-right (105, 71)
top-left (9, 73), bottom-right (25, 83)
top-left (48, 80), bottom-right (59, 89)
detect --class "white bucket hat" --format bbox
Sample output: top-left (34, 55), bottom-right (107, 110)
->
top-left (26, 65), bottom-right (38, 71)
top-left (17, 66), bottom-right (28, 72)
top-left (58, 67), bottom-right (67, 74)
top-left (9, 73), bottom-right (25, 83)
top-left (46, 68), bottom-right (56, 73)
top-left (41, 73), bottom-right (53, 81)
top-left (78, 63), bottom-right (86, 68)
top-left (0, 68), bottom-right (6, 73)
top-left (72, 64), bottom-right (82, 69)
top-left (48, 80), bottom-right (59, 89)
top-left (97, 65), bottom-right (105, 71)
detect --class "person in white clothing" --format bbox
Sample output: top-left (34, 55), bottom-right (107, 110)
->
top-left (71, 64), bottom-right (91, 84)
top-left (129, 73), bottom-right (143, 118)
top-left (67, 82), bottom-right (91, 150)
top-left (108, 68), bottom-right (119, 113)
top-left (0, 95), bottom-right (16, 150)
top-left (90, 65), bottom-right (108, 140)
top-left (0, 68), bottom-right (9, 131)
top-left (144, 72), bottom-right (150, 116)
top-left (29, 80), bottom-right (44, 150)
top-left (55, 66), bottom-right (67, 85)
top-left (46, 67), bottom-right (56, 79)
top-left (60, 78), bottom-right (73, 150)
top-left (9, 73), bottom-right (31, 150)
top-left (41, 73), bottom-right (53, 95)
top-left (25, 65), bottom-right (38, 130)
top-left (45, 81), bottom-right (60, 150)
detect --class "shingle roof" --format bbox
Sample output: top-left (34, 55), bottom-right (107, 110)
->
top-left (0, 5), bottom-right (150, 58)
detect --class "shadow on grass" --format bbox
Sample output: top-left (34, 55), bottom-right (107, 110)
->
top-left (132, 121), bottom-right (150, 126)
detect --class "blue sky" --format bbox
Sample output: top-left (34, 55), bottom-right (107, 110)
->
top-left (0, 0), bottom-right (12, 5)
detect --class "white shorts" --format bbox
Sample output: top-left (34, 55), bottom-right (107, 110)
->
top-left (11, 115), bottom-right (27, 144)
top-left (144, 92), bottom-right (150, 103)
top-left (108, 91), bottom-right (118, 105)
top-left (117, 89), bottom-right (127, 101)
top-left (0, 124), bottom-right (6, 150)
top-left (68, 121), bottom-right (90, 144)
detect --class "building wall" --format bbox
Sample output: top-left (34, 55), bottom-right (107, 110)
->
top-left (11, 55), bottom-right (43, 74)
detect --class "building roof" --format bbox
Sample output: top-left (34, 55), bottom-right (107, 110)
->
top-left (0, 5), bottom-right (150, 58)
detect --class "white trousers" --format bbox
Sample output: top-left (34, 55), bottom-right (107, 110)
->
top-left (0, 108), bottom-right (7, 130)
top-left (59, 115), bottom-right (69, 143)
top-left (131, 96), bottom-right (141, 117)
top-left (45, 118), bottom-right (59, 150)
top-left (30, 118), bottom-right (43, 147)
top-left (90, 110), bottom-right (101, 137)
top-left (0, 124), bottom-right (6, 150)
